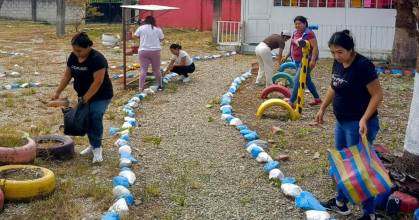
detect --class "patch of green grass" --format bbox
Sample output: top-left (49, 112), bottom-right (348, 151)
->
top-left (240, 196), bottom-right (253, 205)
top-left (106, 111), bottom-right (116, 120)
top-left (165, 83), bottom-right (178, 93)
top-left (143, 135), bottom-right (162, 146)
top-left (208, 98), bottom-right (220, 106)
top-left (207, 116), bottom-right (214, 122)
top-left (21, 88), bottom-right (37, 96)
top-left (0, 126), bottom-right (24, 147)
top-left (79, 180), bottom-right (112, 202)
top-left (171, 195), bottom-right (186, 206)
top-left (5, 96), bottom-right (15, 108)
top-left (144, 183), bottom-right (161, 201)
top-left (296, 127), bottom-right (310, 138)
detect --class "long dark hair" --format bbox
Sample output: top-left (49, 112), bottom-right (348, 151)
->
top-left (144, 16), bottom-right (157, 29)
top-left (328, 29), bottom-right (355, 51)
top-left (294, 16), bottom-right (308, 28)
top-left (71, 32), bottom-right (93, 48)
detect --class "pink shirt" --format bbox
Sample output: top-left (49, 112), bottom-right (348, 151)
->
top-left (291, 30), bottom-right (315, 62)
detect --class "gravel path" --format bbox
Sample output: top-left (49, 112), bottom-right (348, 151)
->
top-left (130, 55), bottom-right (304, 219)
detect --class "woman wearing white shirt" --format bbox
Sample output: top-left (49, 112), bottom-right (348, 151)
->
top-left (163, 43), bottom-right (195, 83)
top-left (134, 16), bottom-right (164, 91)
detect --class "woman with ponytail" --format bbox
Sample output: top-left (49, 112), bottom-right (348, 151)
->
top-left (53, 32), bottom-right (113, 164)
top-left (315, 30), bottom-right (383, 220)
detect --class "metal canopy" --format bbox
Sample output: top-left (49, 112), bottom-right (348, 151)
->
top-left (120, 4), bottom-right (179, 89)
top-left (121, 4), bottom-right (179, 11)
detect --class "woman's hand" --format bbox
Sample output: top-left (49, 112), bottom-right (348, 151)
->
top-left (359, 118), bottom-right (368, 135)
top-left (51, 92), bottom-right (60, 100)
top-left (314, 109), bottom-right (325, 125)
top-left (309, 60), bottom-right (317, 70)
top-left (280, 55), bottom-right (288, 64)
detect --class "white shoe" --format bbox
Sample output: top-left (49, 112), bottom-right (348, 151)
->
top-left (92, 147), bottom-right (103, 163)
top-left (182, 77), bottom-right (191, 83)
top-left (179, 75), bottom-right (186, 81)
top-left (80, 146), bottom-right (93, 156)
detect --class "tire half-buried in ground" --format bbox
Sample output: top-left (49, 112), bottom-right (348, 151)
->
top-left (0, 165), bottom-right (56, 201)
top-left (0, 137), bottom-right (37, 164)
top-left (34, 135), bottom-right (74, 160)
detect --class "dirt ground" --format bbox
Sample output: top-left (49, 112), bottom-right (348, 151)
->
top-left (0, 18), bottom-right (415, 219)
top-left (231, 60), bottom-right (414, 219)
top-left (0, 19), bottom-right (219, 219)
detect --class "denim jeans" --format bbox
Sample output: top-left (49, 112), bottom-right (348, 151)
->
top-left (289, 61), bottom-right (320, 103)
top-left (87, 99), bottom-right (111, 149)
top-left (334, 116), bottom-right (380, 215)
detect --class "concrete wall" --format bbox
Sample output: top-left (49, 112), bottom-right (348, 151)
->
top-left (0, 0), bottom-right (84, 24)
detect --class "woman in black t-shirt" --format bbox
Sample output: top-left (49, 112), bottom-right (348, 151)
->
top-left (314, 30), bottom-right (383, 220)
top-left (53, 32), bottom-right (113, 164)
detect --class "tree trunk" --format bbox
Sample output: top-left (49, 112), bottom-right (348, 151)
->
top-left (392, 0), bottom-right (416, 68)
top-left (56, 0), bottom-right (65, 37)
top-left (394, 2), bottom-right (419, 179)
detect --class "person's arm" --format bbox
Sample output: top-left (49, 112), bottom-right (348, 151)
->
top-left (132, 27), bottom-right (140, 39)
top-left (314, 86), bottom-right (335, 124)
top-left (308, 37), bottom-right (319, 69)
top-left (359, 79), bottom-right (383, 134)
top-left (173, 57), bottom-right (187, 67)
top-left (163, 60), bottom-right (175, 75)
top-left (82, 68), bottom-right (106, 104)
top-left (159, 28), bottom-right (164, 42)
top-left (53, 67), bottom-right (72, 100)
top-left (277, 48), bottom-right (284, 63)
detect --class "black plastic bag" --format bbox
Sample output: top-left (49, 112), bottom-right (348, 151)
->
top-left (62, 100), bottom-right (89, 136)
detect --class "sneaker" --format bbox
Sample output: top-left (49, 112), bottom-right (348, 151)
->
top-left (80, 146), bottom-right (93, 156)
top-left (179, 75), bottom-right (186, 81)
top-left (157, 86), bottom-right (164, 91)
top-left (92, 147), bottom-right (103, 163)
top-left (321, 198), bottom-right (351, 215)
top-left (357, 214), bottom-right (377, 220)
top-left (309, 98), bottom-right (322, 106)
top-left (182, 77), bottom-right (191, 83)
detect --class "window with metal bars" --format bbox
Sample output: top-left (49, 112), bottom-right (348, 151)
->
top-left (274, 0), bottom-right (394, 8)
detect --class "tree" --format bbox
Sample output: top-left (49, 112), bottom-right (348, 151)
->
top-left (391, 0), bottom-right (417, 68)
top-left (67, 0), bottom-right (103, 32)
top-left (394, 3), bottom-right (419, 179)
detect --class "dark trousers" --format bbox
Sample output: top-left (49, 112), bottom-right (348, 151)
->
top-left (172, 63), bottom-right (195, 77)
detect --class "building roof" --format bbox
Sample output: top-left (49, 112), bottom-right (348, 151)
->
top-left (120, 4), bottom-right (180, 11)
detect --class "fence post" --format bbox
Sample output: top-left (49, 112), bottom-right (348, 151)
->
top-left (212, 0), bottom-right (222, 43)
top-left (56, 0), bottom-right (65, 37)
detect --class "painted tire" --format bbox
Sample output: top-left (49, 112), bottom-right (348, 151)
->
top-left (260, 84), bottom-right (291, 99)
top-left (34, 135), bottom-right (74, 160)
top-left (272, 72), bottom-right (295, 87)
top-left (0, 165), bottom-right (56, 201)
top-left (0, 137), bottom-right (37, 164)
top-left (0, 188), bottom-right (4, 210)
top-left (279, 62), bottom-right (297, 72)
top-left (256, 98), bottom-right (297, 120)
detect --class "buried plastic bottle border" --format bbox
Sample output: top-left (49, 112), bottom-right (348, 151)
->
top-left (101, 68), bottom-right (185, 220)
top-left (219, 71), bottom-right (332, 219)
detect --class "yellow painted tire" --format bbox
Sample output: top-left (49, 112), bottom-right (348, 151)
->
top-left (0, 165), bottom-right (56, 201)
top-left (256, 98), bottom-right (298, 120)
